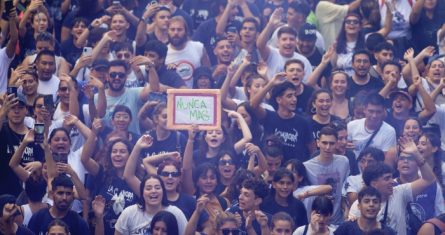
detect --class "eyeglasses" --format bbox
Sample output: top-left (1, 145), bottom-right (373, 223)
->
top-left (109, 72), bottom-right (126, 79)
top-left (221, 228), bottom-right (242, 235)
top-left (345, 19), bottom-right (359, 25)
top-left (59, 87), bottom-right (69, 92)
top-left (159, 171), bottom-right (181, 177)
top-left (219, 159), bottom-right (234, 166)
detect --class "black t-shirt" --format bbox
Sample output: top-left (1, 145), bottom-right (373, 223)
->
top-left (261, 110), bottom-right (313, 162)
top-left (28, 208), bottom-right (89, 235)
top-left (86, 167), bottom-right (139, 235)
top-left (192, 18), bottom-right (241, 65)
top-left (0, 225), bottom-right (35, 235)
top-left (296, 85), bottom-right (314, 114)
top-left (60, 37), bottom-right (83, 66)
top-left (346, 75), bottom-right (384, 98)
top-left (0, 123), bottom-right (44, 197)
top-left (157, 66), bottom-right (186, 88)
top-left (228, 205), bottom-right (272, 235)
top-left (411, 5), bottom-right (445, 53)
top-left (141, 130), bottom-right (187, 158)
top-left (182, 0), bottom-right (215, 29)
top-left (309, 115), bottom-right (341, 141)
top-left (302, 48), bottom-right (333, 80)
top-left (334, 220), bottom-right (396, 235)
top-left (260, 195), bottom-right (308, 229)
top-left (62, 9), bottom-right (107, 29)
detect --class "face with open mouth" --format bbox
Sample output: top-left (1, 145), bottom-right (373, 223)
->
top-left (214, 39), bottom-right (233, 64)
top-left (143, 178), bottom-right (164, 207)
top-left (110, 141), bottom-right (130, 169)
top-left (313, 91), bottom-right (332, 117)
top-left (50, 130), bottom-right (71, 155)
top-left (397, 153), bottom-right (418, 176)
top-left (391, 94), bottom-right (411, 114)
top-left (205, 129), bottom-right (225, 149)
top-left (358, 195), bottom-right (381, 220)
top-left (402, 119), bottom-right (421, 141)
top-left (427, 60), bottom-right (445, 84)
top-left (417, 135), bottom-right (438, 159)
top-left (285, 62), bottom-right (304, 87)
top-left (112, 111), bottom-right (131, 131)
top-left (218, 154), bottom-right (236, 180)
top-left (110, 14), bottom-right (129, 36)
top-left (278, 33), bottom-right (296, 58)
top-left (159, 165), bottom-right (180, 192)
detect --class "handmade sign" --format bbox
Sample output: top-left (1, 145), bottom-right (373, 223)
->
top-left (167, 89), bottom-right (221, 130)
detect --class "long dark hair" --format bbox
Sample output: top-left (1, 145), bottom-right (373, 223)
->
top-left (233, 102), bottom-right (262, 145)
top-left (285, 159), bottom-right (311, 187)
top-left (149, 211), bottom-right (179, 235)
top-left (225, 169), bottom-right (255, 203)
top-left (271, 168), bottom-right (295, 202)
top-left (421, 132), bottom-right (443, 188)
top-left (138, 174), bottom-right (169, 211)
top-left (336, 13), bottom-right (365, 54)
top-left (306, 89), bottom-right (333, 115)
top-left (198, 126), bottom-right (232, 159)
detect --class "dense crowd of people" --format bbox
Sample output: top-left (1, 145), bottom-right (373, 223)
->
top-left (0, 0), bottom-right (445, 234)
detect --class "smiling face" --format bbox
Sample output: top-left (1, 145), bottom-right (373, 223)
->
top-left (143, 178), bottom-right (164, 207)
top-left (272, 176), bottom-right (293, 200)
top-left (364, 103), bottom-right (385, 129)
top-left (108, 65), bottom-right (127, 92)
top-left (358, 195), bottom-right (381, 220)
top-left (21, 74), bottom-right (38, 96)
top-left (417, 135), bottom-right (438, 159)
top-left (352, 53), bottom-right (371, 78)
top-left (213, 39), bottom-right (233, 64)
top-left (330, 73), bottom-right (348, 96)
top-left (111, 14), bottom-right (129, 36)
top-left (36, 55), bottom-right (56, 81)
top-left (159, 165), bottom-right (181, 192)
top-left (278, 33), bottom-right (296, 57)
top-left (313, 92), bottom-right (332, 117)
top-left (57, 81), bottom-right (70, 104)
top-left (344, 15), bottom-right (360, 35)
top-left (370, 173), bottom-right (393, 197)
top-left (196, 169), bottom-right (218, 194)
top-left (403, 119), bottom-right (421, 141)
top-left (110, 141), bottom-right (130, 169)
top-left (218, 154), bottom-right (236, 180)
top-left (112, 111), bottom-right (131, 131)
top-left (285, 62), bottom-right (304, 87)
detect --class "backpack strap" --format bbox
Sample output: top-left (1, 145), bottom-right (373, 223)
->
top-left (302, 225), bottom-right (309, 235)
top-left (427, 218), bottom-right (445, 232)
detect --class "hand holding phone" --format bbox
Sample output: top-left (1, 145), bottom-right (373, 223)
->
top-left (34, 123), bottom-right (45, 144)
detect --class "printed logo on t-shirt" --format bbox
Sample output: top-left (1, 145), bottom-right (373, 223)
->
top-left (175, 61), bottom-right (195, 81)
top-left (317, 172), bottom-right (340, 199)
top-left (274, 128), bottom-right (299, 147)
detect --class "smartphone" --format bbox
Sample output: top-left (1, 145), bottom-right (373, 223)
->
top-left (53, 153), bottom-right (68, 164)
top-left (34, 123), bottom-right (45, 144)
top-left (82, 47), bottom-right (93, 57)
top-left (43, 95), bottom-right (54, 111)
top-left (6, 86), bottom-right (17, 97)
top-left (5, 0), bottom-right (14, 14)
top-left (150, 0), bottom-right (158, 5)
top-left (112, 0), bottom-right (120, 5)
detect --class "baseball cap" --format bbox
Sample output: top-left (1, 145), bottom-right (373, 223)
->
top-left (194, 66), bottom-right (213, 80)
top-left (298, 23), bottom-right (317, 41)
top-left (389, 89), bottom-right (412, 103)
top-left (92, 59), bottom-right (109, 70)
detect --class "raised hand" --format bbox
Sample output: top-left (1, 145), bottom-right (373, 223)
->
top-left (269, 8), bottom-right (284, 27)
top-left (403, 48), bottom-right (415, 61)
top-left (91, 118), bottom-right (104, 134)
top-left (255, 210), bottom-right (268, 227)
top-left (188, 124), bottom-right (200, 140)
top-left (92, 195), bottom-right (106, 218)
top-left (270, 72), bottom-right (287, 86)
top-left (195, 194), bottom-right (210, 213)
top-left (245, 143), bottom-right (261, 157)
top-left (399, 136), bottom-right (419, 155)
top-left (136, 134), bottom-right (154, 148)
top-left (419, 46), bottom-right (435, 58)
top-left (64, 114), bottom-right (79, 127)
top-left (23, 161), bottom-right (42, 172)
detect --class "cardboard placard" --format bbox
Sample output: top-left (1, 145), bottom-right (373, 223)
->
top-left (167, 89), bottom-right (221, 130)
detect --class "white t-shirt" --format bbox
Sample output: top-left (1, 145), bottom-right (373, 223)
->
top-left (342, 174), bottom-right (364, 197)
top-left (379, 0), bottom-right (414, 39)
top-left (427, 104), bottom-right (445, 150)
top-left (165, 40), bottom-right (204, 88)
top-left (115, 204), bottom-right (187, 235)
top-left (293, 185), bottom-right (320, 220)
top-left (265, 46), bottom-right (312, 82)
top-left (347, 118), bottom-right (397, 157)
top-left (293, 224), bottom-right (336, 235)
top-left (0, 47), bottom-right (14, 94)
top-left (268, 24), bottom-right (326, 53)
top-left (37, 75), bottom-right (60, 102)
top-left (304, 155), bottom-right (350, 225)
top-left (349, 183), bottom-right (413, 235)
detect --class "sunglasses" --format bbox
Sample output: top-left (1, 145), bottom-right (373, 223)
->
top-left (159, 171), bottom-right (181, 177)
top-left (117, 53), bottom-right (132, 59)
top-left (109, 72), bottom-right (126, 79)
top-left (345, 19), bottom-right (359, 25)
top-left (219, 159), bottom-right (234, 166)
top-left (221, 228), bottom-right (243, 235)
top-left (398, 156), bottom-right (415, 162)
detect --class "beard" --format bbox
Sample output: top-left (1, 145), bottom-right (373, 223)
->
top-left (109, 80), bottom-right (125, 92)
top-left (169, 34), bottom-right (188, 47)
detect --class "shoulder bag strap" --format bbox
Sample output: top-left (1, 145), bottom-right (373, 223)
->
top-left (364, 123), bottom-right (382, 149)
